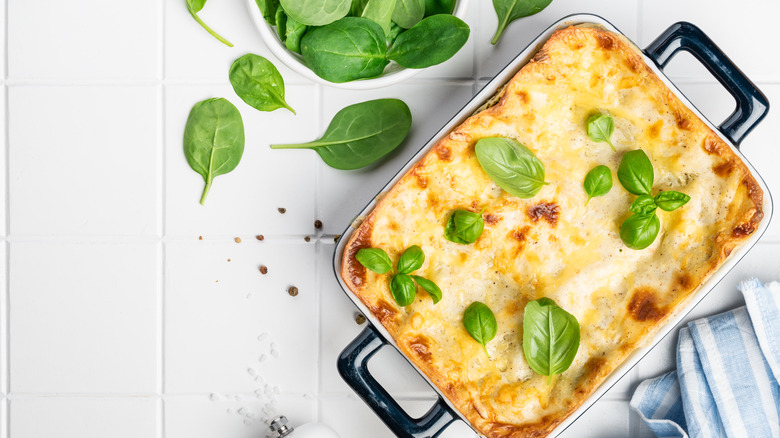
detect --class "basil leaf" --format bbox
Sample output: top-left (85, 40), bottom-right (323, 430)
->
top-left (463, 302), bottom-right (497, 356)
top-left (255, 0), bottom-right (280, 25)
top-left (229, 54), bottom-right (296, 115)
top-left (490, 0), bottom-right (551, 45)
top-left (522, 298), bottom-right (580, 383)
top-left (620, 213), bottom-right (660, 250)
top-left (655, 191), bottom-right (691, 212)
top-left (444, 209), bottom-right (484, 244)
top-left (279, 0), bottom-right (351, 26)
top-left (271, 99), bottom-right (411, 169)
top-left (475, 137), bottom-right (547, 199)
top-left (586, 113), bottom-right (616, 152)
top-left (390, 274), bottom-right (416, 306)
top-left (411, 275), bottom-right (442, 304)
top-left (386, 15), bottom-right (470, 69)
top-left (183, 98), bottom-right (245, 205)
top-left (583, 165), bottom-right (612, 205)
top-left (392, 0), bottom-right (425, 29)
top-left (397, 245), bottom-right (424, 274)
top-left (300, 17), bottom-right (389, 83)
top-left (186, 0), bottom-right (233, 47)
top-left (424, 0), bottom-right (455, 16)
top-left (355, 248), bottom-right (392, 274)
top-left (618, 149), bottom-right (654, 196)
top-left (630, 194), bottom-right (657, 215)
top-left (352, 0), bottom-right (396, 36)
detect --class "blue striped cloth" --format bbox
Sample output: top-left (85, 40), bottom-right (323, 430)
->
top-left (630, 279), bottom-right (780, 438)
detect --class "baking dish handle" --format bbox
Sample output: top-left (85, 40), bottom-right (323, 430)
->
top-left (644, 21), bottom-right (769, 146)
top-left (337, 324), bottom-right (459, 438)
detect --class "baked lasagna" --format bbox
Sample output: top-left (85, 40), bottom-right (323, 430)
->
top-left (340, 26), bottom-right (764, 437)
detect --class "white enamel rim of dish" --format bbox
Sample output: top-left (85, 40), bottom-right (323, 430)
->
top-left (332, 13), bottom-right (774, 437)
top-left (245, 0), bottom-right (471, 90)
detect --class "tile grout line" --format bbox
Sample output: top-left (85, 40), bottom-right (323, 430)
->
top-left (313, 82), bottom-right (324, 423)
top-left (3, 0), bottom-right (9, 432)
top-left (158, 0), bottom-right (167, 436)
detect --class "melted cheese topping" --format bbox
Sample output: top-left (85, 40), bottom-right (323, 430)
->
top-left (341, 27), bottom-right (763, 438)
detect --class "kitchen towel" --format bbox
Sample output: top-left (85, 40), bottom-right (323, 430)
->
top-left (630, 279), bottom-right (780, 438)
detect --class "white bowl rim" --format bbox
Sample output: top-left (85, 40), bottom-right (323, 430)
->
top-left (245, 0), bottom-right (472, 90)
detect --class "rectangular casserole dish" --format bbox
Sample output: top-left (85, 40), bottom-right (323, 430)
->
top-left (333, 14), bottom-right (771, 438)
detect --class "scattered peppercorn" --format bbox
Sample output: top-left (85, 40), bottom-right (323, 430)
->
top-left (314, 220), bottom-right (323, 229)
top-left (259, 265), bottom-right (268, 275)
top-left (334, 235), bottom-right (341, 243)
top-left (304, 236), bottom-right (311, 242)
top-left (198, 236), bottom-right (203, 240)
top-left (234, 237), bottom-right (242, 243)
top-left (256, 235), bottom-right (264, 241)
top-left (355, 314), bottom-right (366, 325)
top-left (227, 259), bottom-right (231, 262)
top-left (287, 286), bottom-right (299, 297)
top-left (278, 208), bottom-right (286, 214)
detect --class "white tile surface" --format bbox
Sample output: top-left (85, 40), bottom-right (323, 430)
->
top-left (10, 398), bottom-right (158, 438)
top-left (165, 85), bottom-right (318, 237)
top-left (9, 242), bottom-right (158, 393)
top-left (8, 86), bottom-right (159, 237)
top-left (7, 0), bottom-right (159, 80)
top-left (165, 240), bottom-right (316, 394)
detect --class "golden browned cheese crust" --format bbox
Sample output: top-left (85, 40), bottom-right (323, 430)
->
top-left (340, 27), bottom-right (763, 438)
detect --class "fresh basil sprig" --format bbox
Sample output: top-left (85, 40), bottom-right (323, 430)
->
top-left (387, 15), bottom-right (470, 69)
top-left (617, 149), bottom-right (654, 196)
top-left (616, 149), bottom-right (690, 249)
top-left (355, 245), bottom-right (442, 306)
top-left (397, 245), bottom-right (424, 274)
top-left (186, 0), bottom-right (233, 47)
top-left (444, 209), bottom-right (485, 244)
top-left (587, 114), bottom-right (616, 152)
top-left (463, 302), bottom-right (497, 356)
top-left (229, 54), bottom-right (295, 114)
top-left (355, 248), bottom-right (393, 274)
top-left (523, 298), bottom-right (580, 384)
top-left (271, 99), bottom-right (412, 169)
top-left (583, 165), bottom-right (612, 205)
top-left (183, 98), bottom-right (245, 205)
top-left (490, 0), bottom-right (552, 45)
top-left (475, 137), bottom-right (548, 199)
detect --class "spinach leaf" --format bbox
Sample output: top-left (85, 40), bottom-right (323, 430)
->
top-left (397, 245), bottom-right (424, 274)
top-left (620, 213), bottom-right (660, 250)
top-left (279, 0), bottom-right (351, 26)
top-left (355, 248), bottom-right (392, 274)
top-left (618, 149), bottom-right (654, 196)
top-left (255, 0), bottom-right (280, 25)
top-left (186, 0), bottom-right (233, 47)
top-left (522, 297), bottom-right (580, 383)
top-left (352, 0), bottom-right (396, 36)
top-left (392, 0), bottom-right (425, 28)
top-left (411, 275), bottom-right (442, 304)
top-left (229, 54), bottom-right (295, 114)
top-left (444, 209), bottom-right (484, 244)
top-left (300, 17), bottom-right (389, 83)
top-left (275, 5), bottom-right (288, 41)
top-left (463, 302), bottom-right (497, 356)
top-left (390, 274), bottom-right (416, 306)
top-left (386, 15), bottom-right (470, 69)
top-left (655, 191), bottom-right (691, 212)
top-left (490, 0), bottom-right (551, 45)
top-left (475, 137), bottom-right (548, 199)
top-left (386, 22), bottom-right (404, 45)
top-left (583, 165), bottom-right (612, 205)
top-left (425, 0), bottom-right (455, 16)
top-left (587, 113), bottom-right (616, 152)
top-left (630, 194), bottom-right (657, 215)
top-left (283, 14), bottom-right (308, 53)
top-left (183, 98), bottom-right (245, 205)
top-left (270, 98), bottom-right (411, 169)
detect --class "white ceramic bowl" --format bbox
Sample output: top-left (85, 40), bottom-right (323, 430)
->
top-left (246, 0), bottom-right (471, 89)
